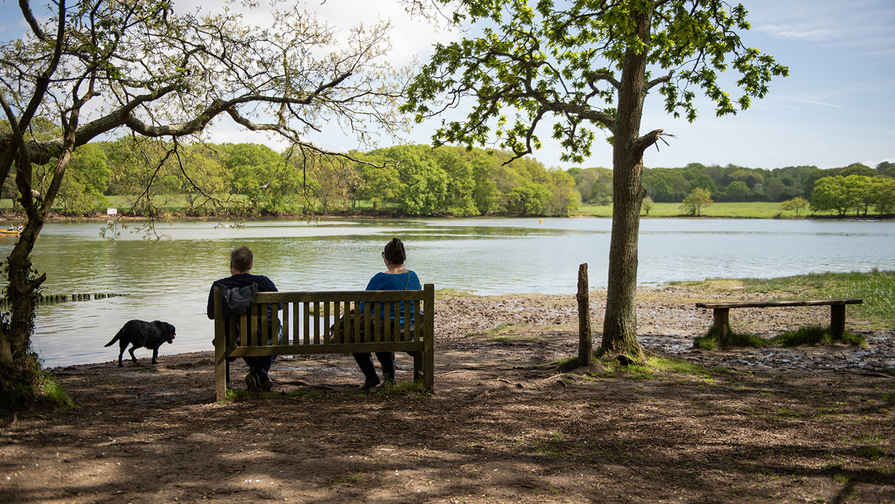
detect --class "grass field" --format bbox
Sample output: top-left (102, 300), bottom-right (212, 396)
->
top-left (574, 201), bottom-right (802, 218)
top-left (0, 198), bottom-right (837, 219)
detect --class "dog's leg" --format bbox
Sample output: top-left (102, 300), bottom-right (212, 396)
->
top-left (151, 348), bottom-right (159, 364)
top-left (129, 346), bottom-right (138, 364)
top-left (118, 349), bottom-right (125, 367)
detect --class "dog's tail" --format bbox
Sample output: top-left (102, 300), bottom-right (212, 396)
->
top-left (104, 329), bottom-right (123, 347)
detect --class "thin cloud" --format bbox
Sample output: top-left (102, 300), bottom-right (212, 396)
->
top-left (775, 96), bottom-right (842, 108)
top-left (758, 24), bottom-right (842, 42)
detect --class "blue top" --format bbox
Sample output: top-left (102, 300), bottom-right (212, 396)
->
top-left (364, 270), bottom-right (421, 328)
top-left (365, 271), bottom-right (422, 292)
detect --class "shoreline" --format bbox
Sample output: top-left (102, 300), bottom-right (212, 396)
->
top-left (43, 286), bottom-right (895, 374)
top-left (1, 209), bottom-right (891, 224)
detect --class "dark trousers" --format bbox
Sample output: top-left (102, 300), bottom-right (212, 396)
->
top-left (353, 352), bottom-right (396, 379)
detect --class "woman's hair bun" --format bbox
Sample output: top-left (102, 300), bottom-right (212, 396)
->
top-left (384, 237), bottom-right (406, 264)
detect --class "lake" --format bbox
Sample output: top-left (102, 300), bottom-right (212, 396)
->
top-left (3, 217), bottom-right (893, 367)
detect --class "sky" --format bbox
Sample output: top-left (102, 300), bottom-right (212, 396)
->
top-left (1, 0), bottom-right (892, 171)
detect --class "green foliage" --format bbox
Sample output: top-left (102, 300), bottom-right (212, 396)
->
top-left (773, 325), bottom-right (866, 347)
top-left (641, 196), bottom-right (654, 215)
top-left (695, 324), bottom-right (866, 350)
top-left (639, 164), bottom-right (830, 204)
top-left (7, 136), bottom-right (601, 218)
top-left (388, 145), bottom-right (450, 215)
top-left (39, 373), bottom-right (76, 411)
top-left (780, 197), bottom-right (808, 216)
top-left (505, 183), bottom-right (551, 216)
top-left (222, 143), bottom-right (311, 215)
top-left (680, 187), bottom-right (713, 216)
top-left (350, 144), bottom-right (577, 216)
top-left (38, 144), bottom-right (112, 215)
top-left (810, 174), bottom-right (894, 217)
top-left (870, 177), bottom-right (895, 215)
top-left (571, 167), bottom-right (613, 205)
top-left (724, 180), bottom-right (751, 201)
top-left (694, 327), bottom-right (771, 350)
top-left (405, 0), bottom-right (788, 164)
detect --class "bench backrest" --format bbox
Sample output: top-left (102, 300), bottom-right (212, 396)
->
top-left (214, 283), bottom-right (435, 356)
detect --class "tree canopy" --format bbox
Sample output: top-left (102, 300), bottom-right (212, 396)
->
top-left (0, 0), bottom-right (409, 410)
top-left (404, 0), bottom-right (788, 358)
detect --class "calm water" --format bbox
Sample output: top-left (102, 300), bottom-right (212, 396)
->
top-left (3, 217), bottom-right (892, 368)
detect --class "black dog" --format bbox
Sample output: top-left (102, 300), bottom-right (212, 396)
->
top-left (104, 320), bottom-right (176, 367)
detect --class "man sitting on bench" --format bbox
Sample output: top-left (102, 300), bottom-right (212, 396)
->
top-left (207, 246), bottom-right (281, 392)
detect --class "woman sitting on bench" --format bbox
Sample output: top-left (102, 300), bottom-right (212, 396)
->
top-left (353, 238), bottom-right (422, 390)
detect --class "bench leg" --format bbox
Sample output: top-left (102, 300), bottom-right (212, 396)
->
top-left (830, 304), bottom-right (846, 339)
top-left (215, 353), bottom-right (230, 402)
top-left (412, 351), bottom-right (423, 383)
top-left (713, 308), bottom-right (730, 344)
top-left (423, 347), bottom-right (434, 393)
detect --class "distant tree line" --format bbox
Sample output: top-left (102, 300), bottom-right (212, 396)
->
top-left (4, 130), bottom-right (891, 218)
top-left (809, 175), bottom-right (895, 217)
top-left (3, 136), bottom-right (580, 217)
top-left (572, 160), bottom-right (894, 217)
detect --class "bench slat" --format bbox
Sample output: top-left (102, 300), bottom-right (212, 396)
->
top-left (257, 290), bottom-right (427, 303)
top-left (227, 341), bottom-right (424, 357)
top-left (696, 299), bottom-right (862, 309)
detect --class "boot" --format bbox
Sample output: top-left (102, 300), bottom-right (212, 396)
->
top-left (377, 352), bottom-right (396, 386)
top-left (354, 353), bottom-right (380, 390)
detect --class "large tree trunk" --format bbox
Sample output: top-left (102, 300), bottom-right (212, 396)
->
top-left (0, 119), bottom-right (65, 406)
top-left (599, 6), bottom-right (652, 360)
top-left (0, 184), bottom-right (47, 405)
top-left (601, 156), bottom-right (646, 359)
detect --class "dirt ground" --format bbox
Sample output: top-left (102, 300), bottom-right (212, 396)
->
top-left (1, 286), bottom-right (893, 503)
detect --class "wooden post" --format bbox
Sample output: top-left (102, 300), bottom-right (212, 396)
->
top-left (577, 263), bottom-right (593, 367)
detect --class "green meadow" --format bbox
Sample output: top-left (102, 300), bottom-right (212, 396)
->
top-left (576, 201), bottom-right (800, 218)
top-left (2, 198), bottom-right (817, 219)
top-left (670, 270), bottom-right (895, 328)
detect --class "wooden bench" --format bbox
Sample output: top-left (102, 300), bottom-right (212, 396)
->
top-left (695, 299), bottom-right (863, 342)
top-left (213, 284), bottom-right (435, 400)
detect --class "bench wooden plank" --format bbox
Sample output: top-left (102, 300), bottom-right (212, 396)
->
top-left (214, 283), bottom-right (435, 400)
top-left (695, 299), bottom-right (862, 309)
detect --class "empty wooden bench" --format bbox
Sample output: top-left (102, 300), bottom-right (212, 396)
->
top-left (213, 284), bottom-right (435, 400)
top-left (695, 299), bottom-right (863, 343)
